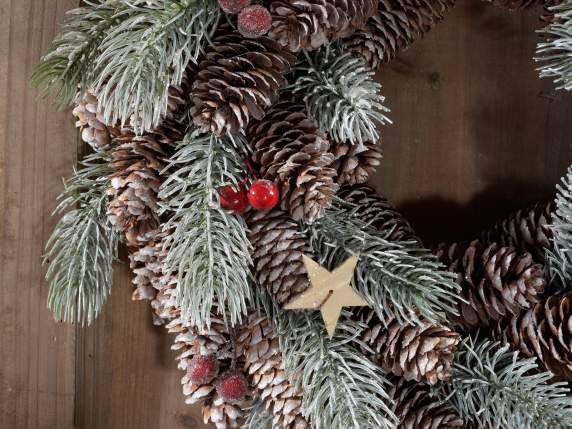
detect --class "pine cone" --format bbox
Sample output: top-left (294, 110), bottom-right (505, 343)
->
top-left (191, 24), bottom-right (296, 136)
top-left (247, 95), bottom-right (339, 222)
top-left (435, 240), bottom-right (547, 330)
top-left (247, 209), bottom-right (311, 305)
top-left (338, 184), bottom-right (419, 242)
top-left (203, 393), bottom-right (248, 429)
top-left (495, 292), bottom-right (572, 380)
top-left (73, 91), bottom-right (122, 149)
top-left (392, 379), bottom-right (464, 429)
top-left (268, 0), bottom-right (377, 52)
top-left (343, 0), bottom-right (455, 69)
top-left (332, 142), bottom-right (383, 186)
top-left (360, 310), bottom-right (459, 384)
top-left (237, 313), bottom-right (309, 428)
top-left (480, 202), bottom-right (554, 265)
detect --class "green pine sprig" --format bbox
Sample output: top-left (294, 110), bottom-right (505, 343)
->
top-left (33, 0), bottom-right (219, 133)
top-left (44, 149), bottom-right (118, 325)
top-left (536, 0), bottom-right (572, 91)
top-left (306, 205), bottom-right (460, 327)
top-left (257, 290), bottom-right (398, 429)
top-left (546, 165), bottom-right (572, 289)
top-left (159, 131), bottom-right (252, 329)
top-left (292, 46), bottom-right (391, 146)
top-left (437, 336), bottom-right (572, 429)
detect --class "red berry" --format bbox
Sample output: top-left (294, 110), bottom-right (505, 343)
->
top-left (219, 184), bottom-right (249, 214)
top-left (238, 5), bottom-right (272, 39)
top-left (248, 180), bottom-right (279, 212)
top-left (218, 0), bottom-right (250, 14)
top-left (216, 371), bottom-right (249, 403)
top-left (188, 354), bottom-right (219, 385)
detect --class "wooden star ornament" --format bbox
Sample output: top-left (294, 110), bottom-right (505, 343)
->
top-left (284, 255), bottom-right (368, 338)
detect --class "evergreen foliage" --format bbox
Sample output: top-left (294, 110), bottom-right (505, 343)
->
top-left (160, 131), bottom-right (252, 329)
top-left (306, 206), bottom-right (460, 327)
top-left (292, 47), bottom-right (391, 146)
top-left (537, 1), bottom-right (572, 91)
top-left (44, 150), bottom-right (118, 325)
top-left (33, 0), bottom-right (219, 133)
top-left (438, 336), bottom-right (572, 429)
top-left (258, 291), bottom-right (398, 429)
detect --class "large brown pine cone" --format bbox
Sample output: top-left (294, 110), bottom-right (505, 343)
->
top-left (435, 240), bottom-right (546, 330)
top-left (268, 0), bottom-right (377, 52)
top-left (191, 24), bottom-right (296, 136)
top-left (332, 142), bottom-right (383, 186)
top-left (247, 95), bottom-right (339, 222)
top-left (343, 0), bottom-right (455, 69)
top-left (247, 209), bottom-right (311, 305)
top-left (392, 379), bottom-right (464, 429)
top-left (480, 202), bottom-right (554, 265)
top-left (337, 184), bottom-right (419, 242)
top-left (360, 310), bottom-right (460, 384)
top-left (237, 313), bottom-right (309, 428)
top-left (495, 292), bottom-right (572, 380)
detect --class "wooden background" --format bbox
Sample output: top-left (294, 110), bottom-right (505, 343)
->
top-left (1, 0), bottom-right (572, 428)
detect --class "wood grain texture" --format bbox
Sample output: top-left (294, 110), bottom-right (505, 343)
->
top-left (0, 1), bottom-right (79, 428)
top-left (2, 0), bottom-right (572, 428)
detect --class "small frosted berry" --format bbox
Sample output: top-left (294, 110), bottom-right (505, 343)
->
top-left (218, 0), bottom-right (250, 14)
top-left (219, 184), bottom-right (249, 214)
top-left (188, 354), bottom-right (219, 385)
top-left (248, 180), bottom-right (279, 212)
top-left (216, 370), bottom-right (249, 403)
top-left (238, 5), bottom-right (272, 39)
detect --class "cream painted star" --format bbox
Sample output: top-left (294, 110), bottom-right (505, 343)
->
top-left (284, 255), bottom-right (367, 338)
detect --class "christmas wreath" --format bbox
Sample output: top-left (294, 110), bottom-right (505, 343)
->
top-left (34, 0), bottom-right (572, 427)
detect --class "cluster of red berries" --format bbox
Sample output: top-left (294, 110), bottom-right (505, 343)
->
top-left (218, 0), bottom-right (272, 38)
top-left (187, 354), bottom-right (249, 403)
top-left (219, 179), bottom-right (279, 214)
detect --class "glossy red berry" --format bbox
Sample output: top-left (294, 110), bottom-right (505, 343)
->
top-left (248, 180), bottom-right (279, 212)
top-left (218, 0), bottom-right (250, 14)
top-left (216, 370), bottom-right (249, 403)
top-left (237, 5), bottom-right (272, 38)
top-left (188, 354), bottom-right (219, 385)
top-left (219, 184), bottom-right (249, 214)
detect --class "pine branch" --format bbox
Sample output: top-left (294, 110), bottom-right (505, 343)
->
top-left (33, 0), bottom-right (219, 132)
top-left (159, 131), bottom-right (252, 330)
top-left (257, 290), bottom-right (398, 429)
top-left (44, 149), bottom-right (118, 325)
top-left (546, 165), bottom-right (572, 289)
top-left (241, 398), bottom-right (274, 429)
top-left (32, 1), bottom-right (119, 108)
top-left (292, 46), bottom-right (391, 146)
top-left (306, 205), bottom-right (460, 327)
top-left (95, 0), bottom-right (220, 133)
top-left (437, 336), bottom-right (572, 429)
top-left (536, 1), bottom-right (572, 91)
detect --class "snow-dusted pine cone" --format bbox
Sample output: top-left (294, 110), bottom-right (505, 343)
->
top-left (480, 202), bottom-right (554, 264)
top-left (331, 142), bottom-right (383, 186)
top-left (343, 0), bottom-right (455, 69)
top-left (191, 24), bottom-right (296, 136)
top-left (73, 91), bottom-right (122, 149)
top-left (237, 313), bottom-right (309, 428)
top-left (247, 209), bottom-right (311, 305)
top-left (360, 309), bottom-right (460, 384)
top-left (435, 240), bottom-right (546, 330)
top-left (495, 292), bottom-right (572, 380)
top-left (247, 94), bottom-right (339, 222)
top-left (392, 379), bottom-right (464, 428)
top-left (268, 0), bottom-right (377, 52)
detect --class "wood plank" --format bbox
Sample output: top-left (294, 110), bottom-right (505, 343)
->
top-left (0, 1), bottom-right (79, 428)
top-left (375, 0), bottom-right (572, 243)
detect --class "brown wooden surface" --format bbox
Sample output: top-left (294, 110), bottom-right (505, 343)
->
top-left (2, 0), bottom-right (572, 428)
